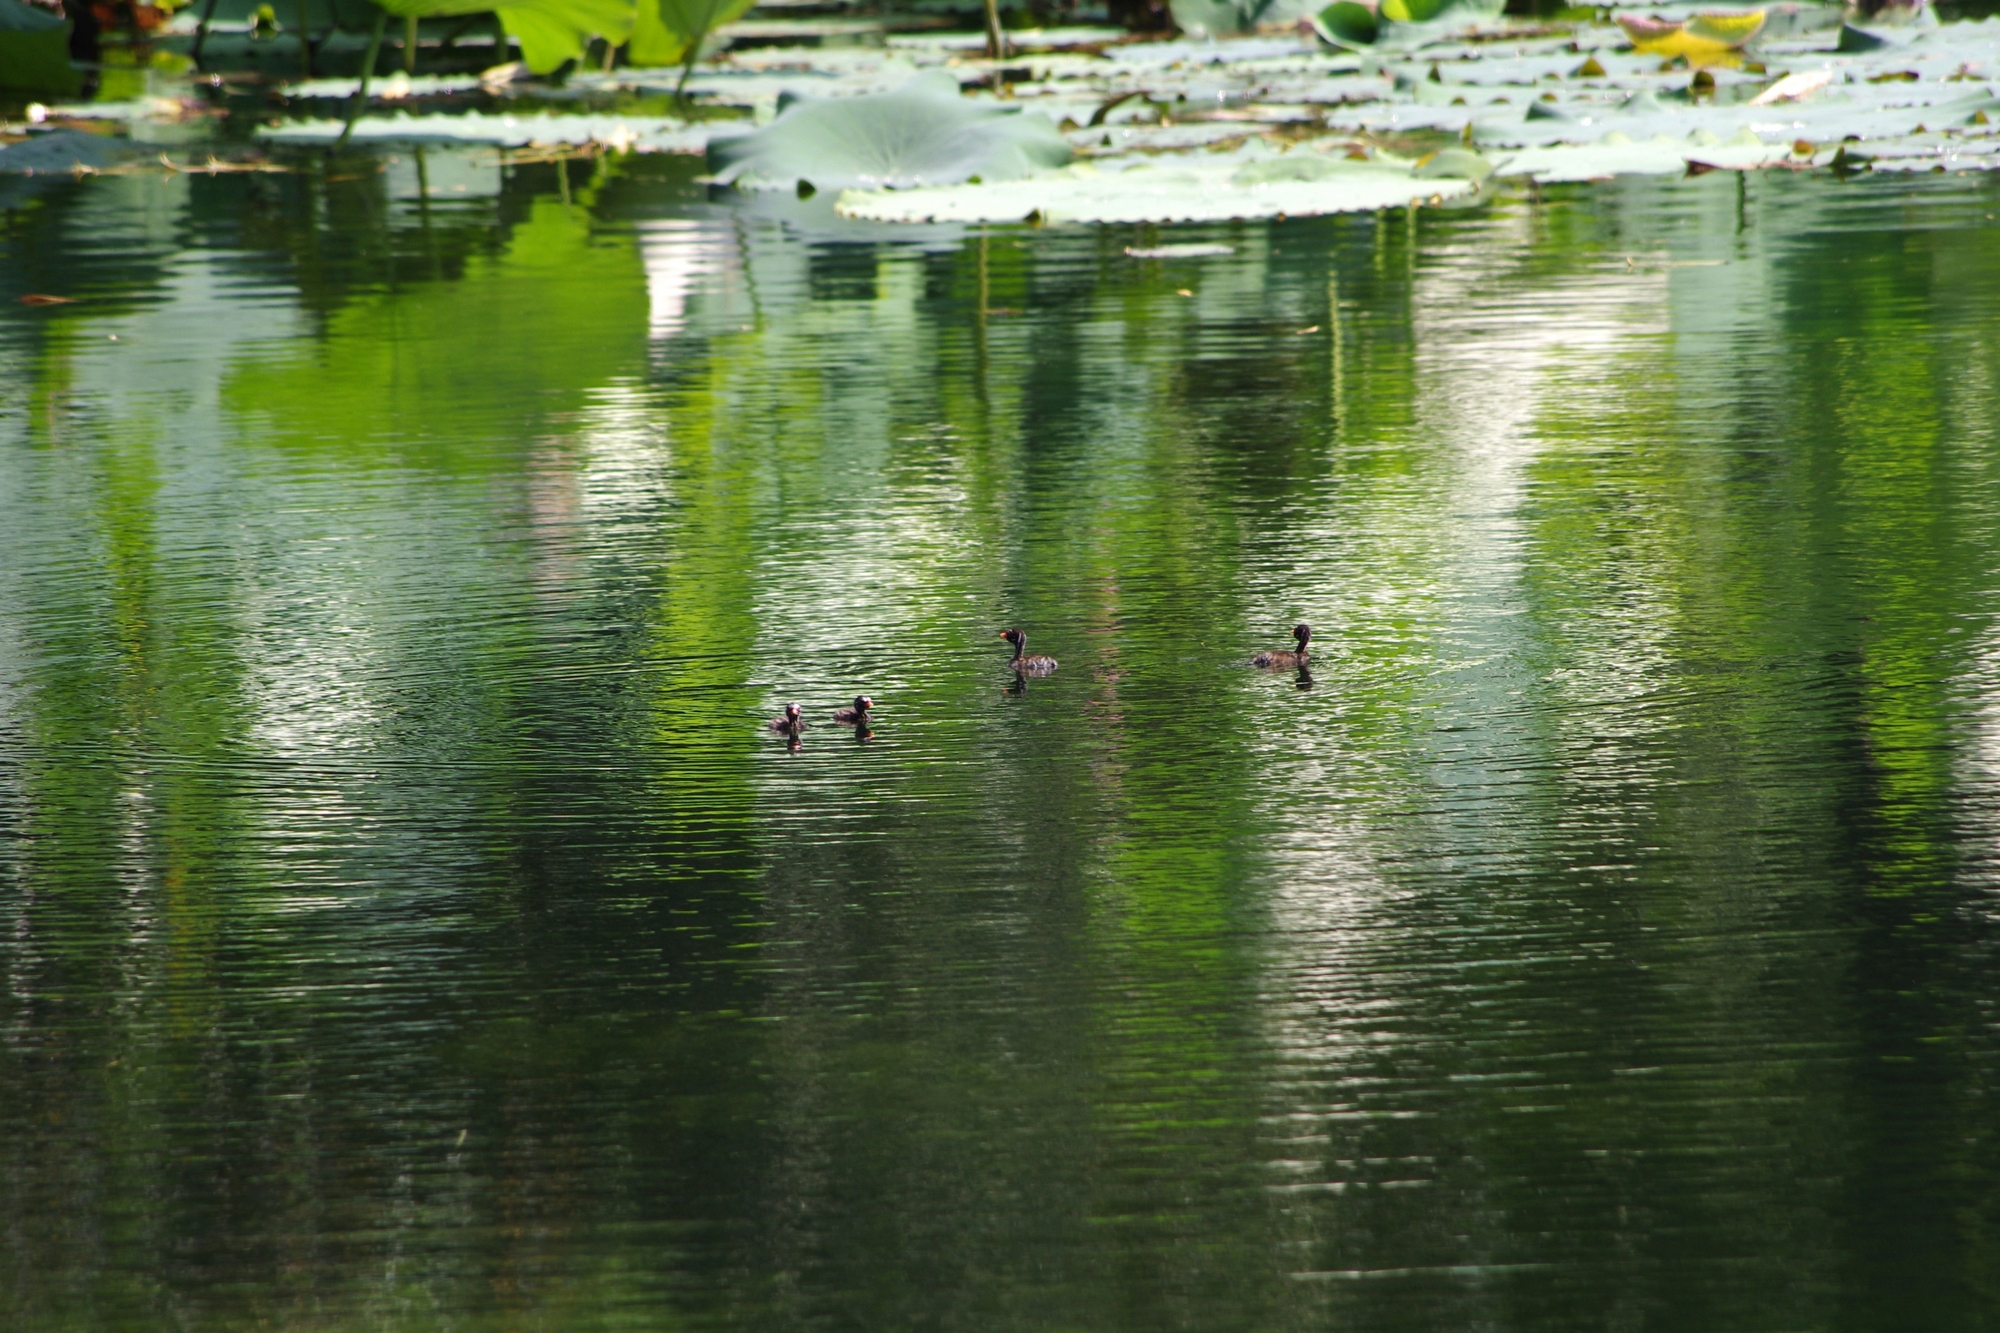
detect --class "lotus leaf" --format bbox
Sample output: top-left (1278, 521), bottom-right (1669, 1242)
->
top-left (1170, 0), bottom-right (1323, 38)
top-left (833, 146), bottom-right (1476, 224)
top-left (1412, 146), bottom-right (1494, 180)
top-left (1616, 9), bottom-right (1766, 66)
top-left (630, 0), bottom-right (758, 73)
top-left (373, 0), bottom-right (635, 74)
top-left (0, 0), bottom-right (83, 97)
top-left (1313, 0), bottom-right (1501, 47)
top-left (707, 73), bottom-right (1072, 191)
top-left (1314, 0), bottom-right (1378, 46)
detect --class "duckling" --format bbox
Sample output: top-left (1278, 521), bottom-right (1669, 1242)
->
top-left (1252, 623), bottom-right (1311, 669)
top-left (833, 695), bottom-right (873, 724)
top-left (767, 702), bottom-right (807, 737)
top-left (999, 628), bottom-right (1058, 676)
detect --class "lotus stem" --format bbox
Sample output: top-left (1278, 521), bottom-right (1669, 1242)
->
top-left (334, 8), bottom-right (387, 151)
top-left (983, 0), bottom-right (1005, 60)
top-left (295, 0), bottom-right (312, 77)
top-left (403, 13), bottom-right (417, 74)
top-left (674, 25), bottom-right (710, 107)
top-left (191, 0), bottom-right (221, 70)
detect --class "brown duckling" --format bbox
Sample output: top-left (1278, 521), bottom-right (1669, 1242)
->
top-left (999, 628), bottom-right (1058, 677)
top-left (833, 695), bottom-right (873, 724)
top-left (767, 702), bottom-right (807, 736)
top-left (1252, 623), bottom-right (1311, 669)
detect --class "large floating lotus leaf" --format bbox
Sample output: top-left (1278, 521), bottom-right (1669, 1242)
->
top-left (707, 73), bottom-right (1072, 190)
top-left (0, 127), bottom-right (136, 171)
top-left (1495, 126), bottom-right (1794, 181)
top-left (833, 148), bottom-right (1476, 225)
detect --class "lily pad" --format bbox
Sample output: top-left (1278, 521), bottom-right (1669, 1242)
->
top-left (833, 145), bottom-right (1477, 224)
top-left (706, 72), bottom-right (1072, 191)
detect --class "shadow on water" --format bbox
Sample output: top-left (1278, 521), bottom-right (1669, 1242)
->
top-left (4, 149), bottom-right (2000, 1330)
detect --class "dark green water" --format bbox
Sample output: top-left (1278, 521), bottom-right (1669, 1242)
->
top-left (4, 155), bottom-right (2000, 1331)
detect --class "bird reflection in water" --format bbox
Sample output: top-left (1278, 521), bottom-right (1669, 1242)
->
top-left (1294, 664), bottom-right (1314, 691)
top-left (1005, 671), bottom-right (1029, 696)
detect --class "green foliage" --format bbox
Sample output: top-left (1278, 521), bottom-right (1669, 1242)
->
top-left (0, 0), bottom-right (84, 96)
top-left (630, 0), bottom-right (757, 70)
top-left (1312, 0), bottom-right (1503, 47)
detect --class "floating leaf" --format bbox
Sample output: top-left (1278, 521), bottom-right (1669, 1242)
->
top-left (0, 128), bottom-right (137, 172)
top-left (1616, 8), bottom-right (1766, 67)
top-left (1413, 146), bottom-right (1494, 180)
top-left (1126, 243), bottom-right (1238, 257)
top-left (707, 73), bottom-right (1071, 191)
top-left (1748, 68), bottom-right (1832, 105)
top-left (834, 146), bottom-right (1477, 224)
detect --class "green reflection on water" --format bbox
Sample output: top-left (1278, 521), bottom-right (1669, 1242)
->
top-left (3, 157), bottom-right (2000, 1332)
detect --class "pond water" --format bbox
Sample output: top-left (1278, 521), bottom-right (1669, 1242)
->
top-left (4, 156), bottom-right (2000, 1331)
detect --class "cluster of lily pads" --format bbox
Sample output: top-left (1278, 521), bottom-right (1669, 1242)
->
top-left (109, 4), bottom-right (2000, 224)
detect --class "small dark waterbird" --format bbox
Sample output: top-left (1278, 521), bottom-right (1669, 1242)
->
top-left (768, 702), bottom-right (807, 736)
top-left (999, 628), bottom-right (1058, 676)
top-left (833, 695), bottom-right (873, 724)
top-left (1253, 623), bottom-right (1311, 669)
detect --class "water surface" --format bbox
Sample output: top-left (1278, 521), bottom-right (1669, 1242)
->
top-left (5, 156), bottom-right (2000, 1331)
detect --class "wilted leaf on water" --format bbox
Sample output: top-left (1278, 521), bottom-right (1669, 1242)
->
top-left (1748, 68), bottom-right (1832, 105)
top-left (1616, 9), bottom-right (1765, 67)
top-left (707, 72), bottom-right (1071, 190)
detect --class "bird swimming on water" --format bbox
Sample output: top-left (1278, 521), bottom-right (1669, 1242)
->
top-left (999, 628), bottom-right (1058, 677)
top-left (768, 702), bottom-right (807, 736)
top-left (833, 695), bottom-right (873, 724)
top-left (1252, 624), bottom-right (1311, 669)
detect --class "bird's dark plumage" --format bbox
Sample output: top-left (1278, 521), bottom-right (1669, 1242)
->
top-left (1252, 623), bottom-right (1311, 669)
top-left (768, 702), bottom-right (807, 735)
top-left (1000, 628), bottom-right (1058, 677)
top-left (833, 695), bottom-right (873, 724)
